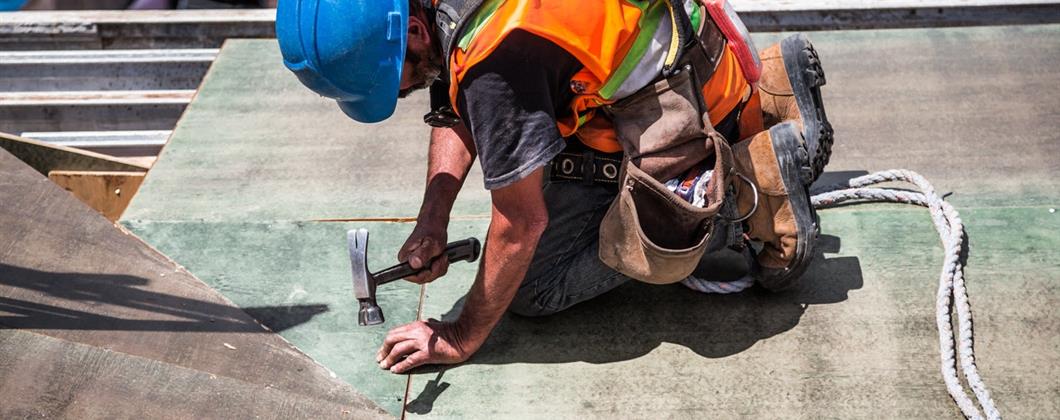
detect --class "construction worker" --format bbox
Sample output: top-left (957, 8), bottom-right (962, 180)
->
top-left (277, 0), bottom-right (832, 373)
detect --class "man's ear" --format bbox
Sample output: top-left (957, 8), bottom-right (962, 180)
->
top-left (407, 14), bottom-right (431, 48)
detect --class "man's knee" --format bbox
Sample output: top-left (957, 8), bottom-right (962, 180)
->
top-left (507, 288), bottom-right (564, 317)
top-left (508, 301), bottom-right (560, 317)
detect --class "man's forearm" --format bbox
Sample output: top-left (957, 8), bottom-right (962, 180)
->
top-left (455, 215), bottom-right (546, 344)
top-left (454, 170), bottom-right (549, 346)
top-left (419, 125), bottom-right (476, 222)
top-left (376, 159), bottom-right (549, 372)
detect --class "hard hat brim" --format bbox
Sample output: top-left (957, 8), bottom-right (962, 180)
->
top-left (276, 0), bottom-right (409, 124)
top-left (337, 95), bottom-right (399, 124)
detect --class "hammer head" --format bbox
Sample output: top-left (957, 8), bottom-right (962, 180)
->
top-left (347, 228), bottom-right (385, 326)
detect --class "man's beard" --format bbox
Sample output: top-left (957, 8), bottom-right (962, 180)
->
top-left (398, 45), bottom-right (443, 98)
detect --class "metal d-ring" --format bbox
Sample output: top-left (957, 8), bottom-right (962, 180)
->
top-left (722, 172), bottom-right (758, 223)
top-left (561, 158), bottom-right (575, 175)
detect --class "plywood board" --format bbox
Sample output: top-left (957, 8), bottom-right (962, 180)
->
top-left (0, 131), bottom-right (149, 174)
top-left (0, 329), bottom-right (388, 420)
top-left (0, 149), bottom-right (390, 418)
top-left (48, 170), bottom-right (144, 221)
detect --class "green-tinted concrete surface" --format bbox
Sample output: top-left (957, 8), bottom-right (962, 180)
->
top-left (409, 206), bottom-right (1059, 418)
top-left (121, 39), bottom-right (489, 223)
top-left (123, 219), bottom-right (489, 415)
top-left (119, 38), bottom-right (490, 415)
top-left (120, 24), bottom-right (1060, 419)
top-left (407, 25), bottom-right (1060, 418)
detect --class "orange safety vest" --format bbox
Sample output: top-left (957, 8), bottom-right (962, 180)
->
top-left (443, 0), bottom-right (751, 153)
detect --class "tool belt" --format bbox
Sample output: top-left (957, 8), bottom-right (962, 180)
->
top-left (548, 145), bottom-right (622, 187)
top-left (597, 0), bottom-right (745, 284)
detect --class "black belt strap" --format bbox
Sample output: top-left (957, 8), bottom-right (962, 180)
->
top-left (549, 150), bottom-right (622, 186)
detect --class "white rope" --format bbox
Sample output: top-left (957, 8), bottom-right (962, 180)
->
top-left (812, 169), bottom-right (1000, 420)
top-left (684, 169), bottom-right (1000, 419)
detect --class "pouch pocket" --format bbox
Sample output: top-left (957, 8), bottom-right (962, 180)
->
top-left (605, 67), bottom-right (713, 181)
top-left (598, 135), bottom-right (734, 284)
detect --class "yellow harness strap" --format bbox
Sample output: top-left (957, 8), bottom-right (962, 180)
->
top-left (662, 0), bottom-right (681, 69)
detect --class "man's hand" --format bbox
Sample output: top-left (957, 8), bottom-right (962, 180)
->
top-left (376, 319), bottom-right (481, 373)
top-left (376, 168), bottom-right (549, 374)
top-left (397, 125), bottom-right (476, 285)
top-left (398, 222), bottom-right (449, 284)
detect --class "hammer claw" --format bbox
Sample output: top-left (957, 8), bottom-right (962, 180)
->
top-left (348, 228), bottom-right (372, 300)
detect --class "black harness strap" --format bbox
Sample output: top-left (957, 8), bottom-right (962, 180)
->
top-left (663, 0), bottom-right (699, 77)
top-left (549, 150), bottom-right (623, 187)
top-left (422, 0), bottom-right (486, 127)
top-left (434, 0), bottom-right (487, 73)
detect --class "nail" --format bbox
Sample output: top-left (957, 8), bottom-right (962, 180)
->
top-left (379, 361), bottom-right (387, 369)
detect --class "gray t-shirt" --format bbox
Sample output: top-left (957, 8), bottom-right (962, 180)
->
top-left (432, 30), bottom-right (582, 190)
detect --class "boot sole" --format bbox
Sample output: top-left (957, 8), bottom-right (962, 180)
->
top-left (781, 34), bottom-right (833, 183)
top-left (758, 122), bottom-right (818, 291)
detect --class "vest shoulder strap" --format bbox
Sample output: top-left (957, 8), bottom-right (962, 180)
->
top-left (434, 0), bottom-right (487, 72)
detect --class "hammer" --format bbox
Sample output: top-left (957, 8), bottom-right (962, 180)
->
top-left (347, 228), bottom-right (481, 326)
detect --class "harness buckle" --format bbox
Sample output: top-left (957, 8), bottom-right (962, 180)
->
top-left (581, 150), bottom-right (596, 185)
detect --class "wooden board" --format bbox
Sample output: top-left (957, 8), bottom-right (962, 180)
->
top-left (0, 148), bottom-right (391, 419)
top-left (0, 329), bottom-right (388, 420)
top-left (0, 131), bottom-right (149, 174)
top-left (48, 170), bottom-right (144, 222)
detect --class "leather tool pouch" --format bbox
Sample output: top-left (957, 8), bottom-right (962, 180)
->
top-left (605, 65), bottom-right (711, 182)
top-left (599, 134), bottom-right (733, 284)
top-left (597, 3), bottom-right (733, 284)
top-left (602, 8), bottom-right (726, 181)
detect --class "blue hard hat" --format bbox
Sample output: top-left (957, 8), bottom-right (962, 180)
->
top-left (276, 0), bottom-right (409, 123)
top-left (0, 0), bottom-right (27, 11)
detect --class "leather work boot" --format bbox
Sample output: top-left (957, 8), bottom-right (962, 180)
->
top-left (757, 34), bottom-right (834, 182)
top-left (732, 122), bottom-right (818, 291)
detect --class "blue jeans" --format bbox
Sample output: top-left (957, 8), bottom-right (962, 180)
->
top-left (508, 179), bottom-right (630, 316)
top-left (508, 173), bottom-right (746, 317)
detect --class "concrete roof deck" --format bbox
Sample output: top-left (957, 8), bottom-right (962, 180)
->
top-left (4, 22), bottom-right (1057, 418)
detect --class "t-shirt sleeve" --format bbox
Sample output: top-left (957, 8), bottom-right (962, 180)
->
top-left (455, 31), bottom-right (581, 190)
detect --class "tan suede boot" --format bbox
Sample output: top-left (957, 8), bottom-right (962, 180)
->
top-left (758, 34), bottom-right (833, 182)
top-left (733, 122), bottom-right (818, 291)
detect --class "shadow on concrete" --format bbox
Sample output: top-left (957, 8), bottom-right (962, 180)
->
top-left (420, 234), bottom-right (862, 369)
top-left (812, 170), bottom-right (871, 191)
top-left (0, 263), bottom-right (327, 333)
top-left (405, 370), bottom-right (451, 415)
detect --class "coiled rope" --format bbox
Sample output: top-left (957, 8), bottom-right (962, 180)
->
top-left (683, 169), bottom-right (1000, 419)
